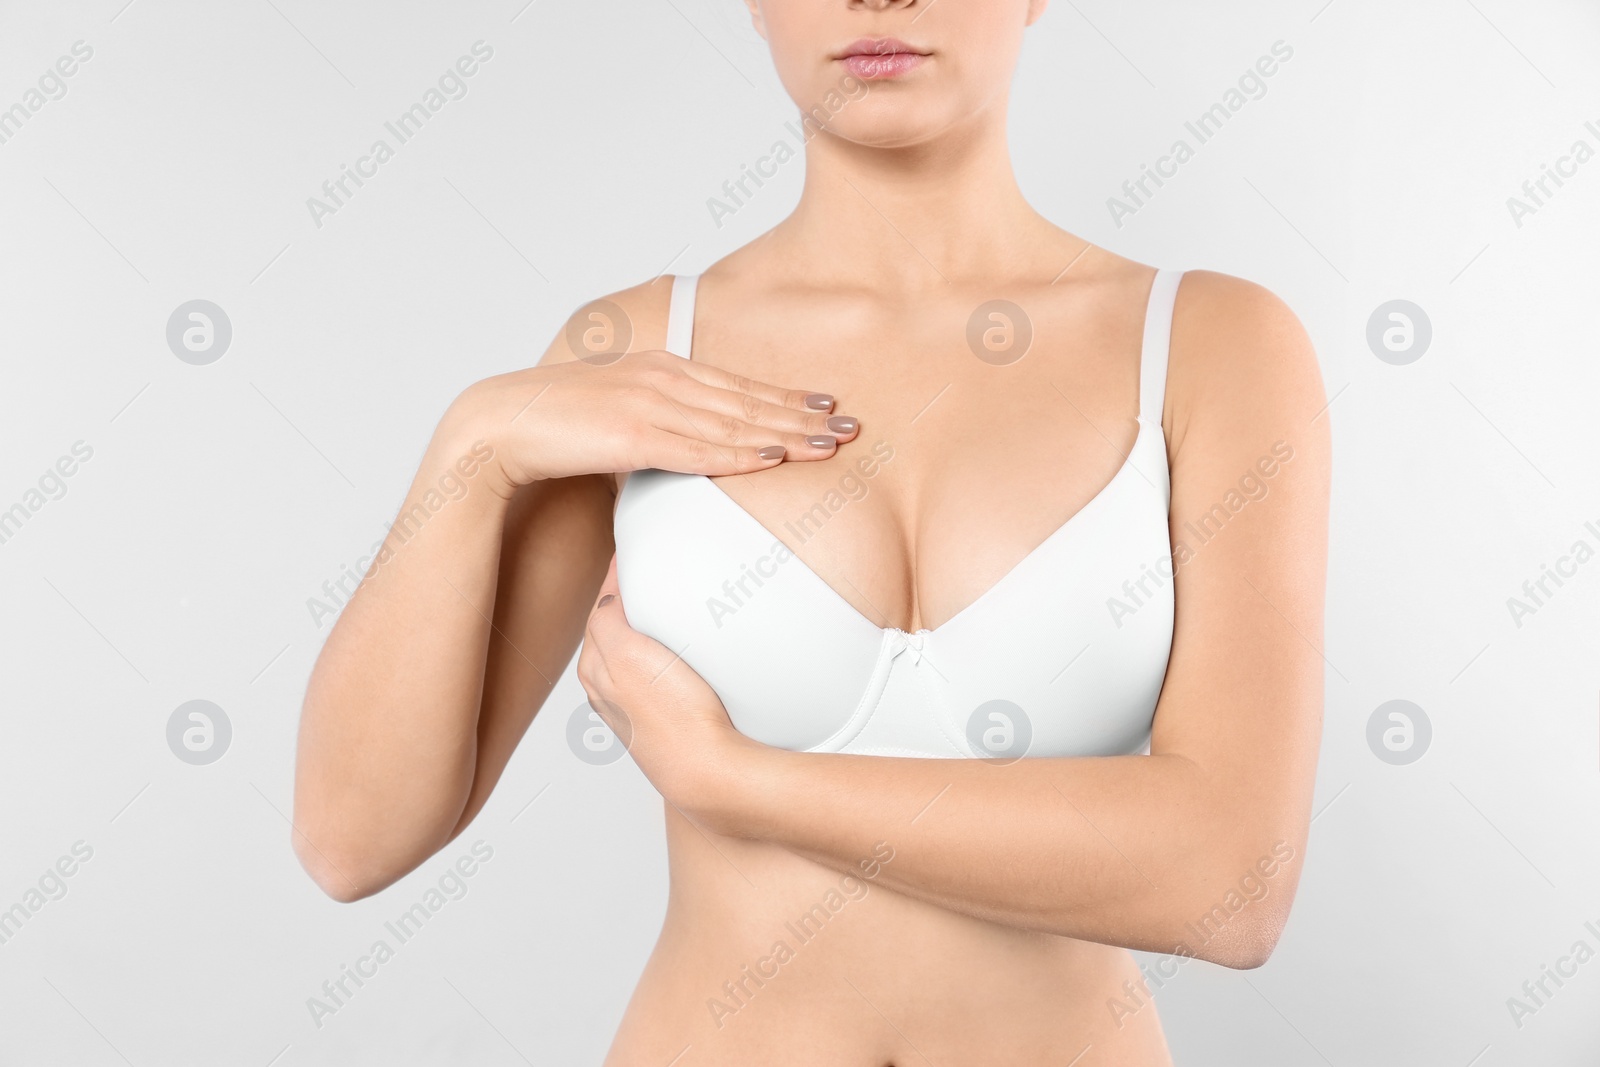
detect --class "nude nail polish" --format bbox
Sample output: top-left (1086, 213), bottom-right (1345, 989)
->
top-left (758, 446), bottom-right (786, 461)
top-left (805, 394), bottom-right (834, 411)
top-left (826, 416), bottom-right (857, 433)
top-left (806, 436), bottom-right (835, 449)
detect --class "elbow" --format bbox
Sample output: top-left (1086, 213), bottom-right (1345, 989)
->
top-left (1192, 911), bottom-right (1286, 970)
top-left (1158, 838), bottom-right (1303, 970)
top-left (291, 825), bottom-right (377, 902)
top-left (290, 820), bottom-right (403, 904)
top-left (288, 778), bottom-right (466, 902)
top-left (310, 872), bottom-right (376, 905)
top-left (288, 763), bottom-right (459, 903)
top-left (310, 875), bottom-right (373, 905)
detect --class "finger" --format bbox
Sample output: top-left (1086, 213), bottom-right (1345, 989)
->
top-left (641, 416), bottom-right (857, 477)
top-left (575, 631), bottom-right (610, 697)
top-left (675, 358), bottom-right (839, 416)
top-left (668, 375), bottom-right (858, 441)
top-left (586, 555), bottom-right (684, 682)
top-left (631, 427), bottom-right (791, 477)
top-left (578, 560), bottom-right (616, 678)
top-left (574, 640), bottom-right (630, 748)
top-left (645, 373), bottom-right (859, 455)
top-left (584, 554), bottom-right (626, 667)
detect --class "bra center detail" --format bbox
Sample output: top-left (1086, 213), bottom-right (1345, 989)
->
top-left (891, 627), bottom-right (931, 665)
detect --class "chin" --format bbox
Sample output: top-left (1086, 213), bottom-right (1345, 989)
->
top-left (834, 126), bottom-right (935, 149)
top-left (823, 108), bottom-right (969, 151)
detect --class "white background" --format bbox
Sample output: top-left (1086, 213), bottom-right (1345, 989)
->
top-left (1, 0), bottom-right (1597, 1063)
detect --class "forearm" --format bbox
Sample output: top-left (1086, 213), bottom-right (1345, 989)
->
top-left (708, 743), bottom-right (1303, 967)
top-left (294, 416), bottom-right (511, 899)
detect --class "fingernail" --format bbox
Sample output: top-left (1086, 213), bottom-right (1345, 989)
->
top-left (806, 435), bottom-right (835, 449)
top-left (805, 393), bottom-right (834, 411)
top-left (825, 416), bottom-right (856, 434)
top-left (597, 594), bottom-right (614, 606)
top-left (758, 445), bottom-right (786, 461)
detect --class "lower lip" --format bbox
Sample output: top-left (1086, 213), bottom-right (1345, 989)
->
top-left (840, 52), bottom-right (926, 79)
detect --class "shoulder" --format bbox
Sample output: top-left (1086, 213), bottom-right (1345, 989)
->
top-left (1166, 270), bottom-right (1327, 455)
top-left (1173, 270), bottom-right (1313, 358)
top-left (537, 238), bottom-right (776, 368)
top-left (536, 275), bottom-right (677, 367)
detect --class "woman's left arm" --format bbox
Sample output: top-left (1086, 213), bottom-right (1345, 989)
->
top-left (580, 273), bottom-right (1330, 969)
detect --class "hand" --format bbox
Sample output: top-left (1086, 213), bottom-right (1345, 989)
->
top-left (576, 555), bottom-right (759, 820)
top-left (451, 349), bottom-right (859, 493)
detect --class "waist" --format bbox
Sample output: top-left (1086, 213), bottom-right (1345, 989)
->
top-left (603, 806), bottom-right (1174, 1066)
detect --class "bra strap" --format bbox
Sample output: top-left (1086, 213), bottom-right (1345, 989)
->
top-left (665, 274), bottom-right (699, 359)
top-left (1138, 268), bottom-right (1184, 427)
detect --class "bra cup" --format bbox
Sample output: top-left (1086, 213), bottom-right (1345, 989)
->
top-left (614, 469), bottom-right (883, 751)
top-left (926, 430), bottom-right (1173, 758)
top-left (927, 535), bottom-right (1173, 758)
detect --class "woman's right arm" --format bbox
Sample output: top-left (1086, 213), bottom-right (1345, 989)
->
top-left (290, 410), bottom-right (607, 902)
top-left (290, 282), bottom-right (853, 901)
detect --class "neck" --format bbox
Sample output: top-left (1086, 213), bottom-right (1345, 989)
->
top-left (768, 99), bottom-right (1050, 291)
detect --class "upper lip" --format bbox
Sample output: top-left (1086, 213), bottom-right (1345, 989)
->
top-left (835, 37), bottom-right (928, 59)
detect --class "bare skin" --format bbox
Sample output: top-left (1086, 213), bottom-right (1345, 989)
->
top-left (293, 2), bottom-right (1329, 1064)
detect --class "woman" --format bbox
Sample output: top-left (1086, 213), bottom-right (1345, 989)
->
top-left (293, 1), bottom-right (1330, 1062)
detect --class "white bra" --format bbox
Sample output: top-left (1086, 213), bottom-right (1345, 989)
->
top-left (611, 271), bottom-right (1181, 759)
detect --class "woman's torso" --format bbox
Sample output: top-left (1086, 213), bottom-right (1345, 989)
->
top-left (604, 248), bottom-right (1178, 1065)
top-left (608, 811), bottom-right (1173, 1066)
